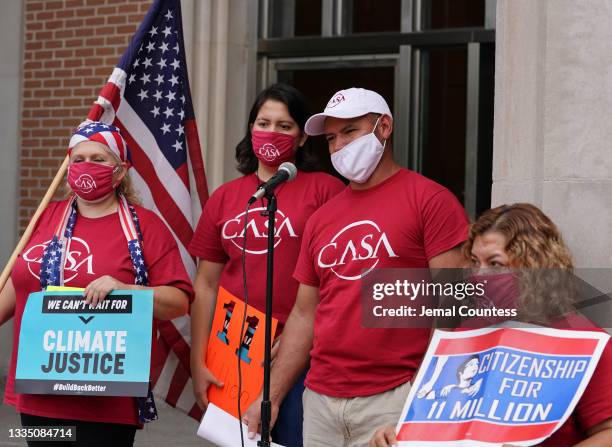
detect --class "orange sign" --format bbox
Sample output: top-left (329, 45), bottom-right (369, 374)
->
top-left (206, 287), bottom-right (278, 418)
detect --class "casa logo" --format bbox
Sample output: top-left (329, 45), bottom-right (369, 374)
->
top-left (221, 207), bottom-right (298, 254)
top-left (22, 237), bottom-right (95, 282)
top-left (75, 174), bottom-right (96, 193)
top-left (257, 143), bottom-right (280, 162)
top-left (327, 93), bottom-right (346, 109)
top-left (317, 220), bottom-right (398, 281)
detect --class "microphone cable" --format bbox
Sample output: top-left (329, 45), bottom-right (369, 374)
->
top-left (238, 201), bottom-right (251, 447)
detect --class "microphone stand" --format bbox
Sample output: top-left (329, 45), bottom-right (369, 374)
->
top-left (259, 191), bottom-right (276, 447)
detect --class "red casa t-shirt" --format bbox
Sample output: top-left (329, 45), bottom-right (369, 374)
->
top-left (188, 171), bottom-right (344, 323)
top-left (5, 200), bottom-right (194, 426)
top-left (294, 168), bottom-right (469, 397)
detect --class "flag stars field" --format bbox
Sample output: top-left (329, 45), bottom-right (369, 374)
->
top-left (126, 14), bottom-right (188, 161)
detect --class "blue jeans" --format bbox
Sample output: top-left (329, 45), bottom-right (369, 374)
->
top-left (272, 371), bottom-right (306, 447)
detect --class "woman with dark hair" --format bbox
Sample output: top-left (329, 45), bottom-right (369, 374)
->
top-left (234, 84), bottom-right (322, 176)
top-left (189, 83), bottom-right (344, 446)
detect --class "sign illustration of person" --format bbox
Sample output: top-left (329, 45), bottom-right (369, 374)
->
top-left (417, 354), bottom-right (483, 400)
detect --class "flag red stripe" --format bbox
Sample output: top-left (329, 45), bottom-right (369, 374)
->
top-left (158, 320), bottom-right (191, 371)
top-left (150, 332), bottom-right (171, 389)
top-left (436, 329), bottom-right (598, 356)
top-left (100, 82), bottom-right (122, 112)
top-left (117, 125), bottom-right (194, 248)
top-left (189, 403), bottom-right (203, 421)
top-left (111, 130), bottom-right (127, 162)
top-left (87, 103), bottom-right (105, 121)
top-left (185, 119), bottom-right (208, 206)
top-left (398, 420), bottom-right (558, 442)
top-left (166, 362), bottom-right (190, 406)
top-left (176, 162), bottom-right (189, 189)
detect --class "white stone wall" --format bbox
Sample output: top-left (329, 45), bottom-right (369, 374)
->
top-left (182, 0), bottom-right (259, 194)
top-left (493, 0), bottom-right (612, 268)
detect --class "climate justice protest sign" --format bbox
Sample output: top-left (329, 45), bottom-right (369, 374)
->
top-left (396, 326), bottom-right (609, 446)
top-left (15, 290), bottom-right (153, 397)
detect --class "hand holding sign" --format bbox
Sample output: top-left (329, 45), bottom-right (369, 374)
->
top-left (243, 392), bottom-right (280, 440)
top-left (83, 275), bottom-right (128, 307)
top-left (192, 362), bottom-right (224, 409)
top-left (369, 425), bottom-right (398, 447)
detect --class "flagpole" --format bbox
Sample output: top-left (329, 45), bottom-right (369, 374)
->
top-left (0, 155), bottom-right (69, 291)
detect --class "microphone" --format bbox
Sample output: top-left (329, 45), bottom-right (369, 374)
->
top-left (248, 162), bottom-right (297, 204)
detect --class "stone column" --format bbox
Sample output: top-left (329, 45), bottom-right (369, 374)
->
top-left (0, 0), bottom-right (23, 380)
top-left (493, 0), bottom-right (612, 268)
top-left (182, 0), bottom-right (258, 192)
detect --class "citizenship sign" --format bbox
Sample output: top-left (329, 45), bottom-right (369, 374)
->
top-left (396, 326), bottom-right (609, 446)
top-left (15, 290), bottom-right (153, 397)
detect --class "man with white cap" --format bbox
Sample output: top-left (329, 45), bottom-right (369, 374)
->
top-left (244, 87), bottom-right (468, 446)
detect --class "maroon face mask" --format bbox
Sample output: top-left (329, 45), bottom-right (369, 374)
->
top-left (68, 161), bottom-right (118, 201)
top-left (251, 130), bottom-right (297, 166)
top-left (470, 272), bottom-right (521, 310)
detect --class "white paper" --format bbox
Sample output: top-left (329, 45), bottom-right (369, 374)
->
top-left (197, 403), bottom-right (285, 447)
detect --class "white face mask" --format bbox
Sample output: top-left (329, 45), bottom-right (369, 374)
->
top-left (331, 117), bottom-right (386, 183)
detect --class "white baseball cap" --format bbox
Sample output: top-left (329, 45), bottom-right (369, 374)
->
top-left (304, 87), bottom-right (393, 136)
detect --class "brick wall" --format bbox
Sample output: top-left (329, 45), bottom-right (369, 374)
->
top-left (20, 0), bottom-right (151, 231)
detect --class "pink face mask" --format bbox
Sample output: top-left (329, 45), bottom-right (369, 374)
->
top-left (68, 161), bottom-right (118, 201)
top-left (251, 130), bottom-right (297, 166)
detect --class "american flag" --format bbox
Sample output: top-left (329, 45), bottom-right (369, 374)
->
top-left (87, 0), bottom-right (207, 420)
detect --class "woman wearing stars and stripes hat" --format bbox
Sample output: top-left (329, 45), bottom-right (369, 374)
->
top-left (0, 121), bottom-right (194, 446)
